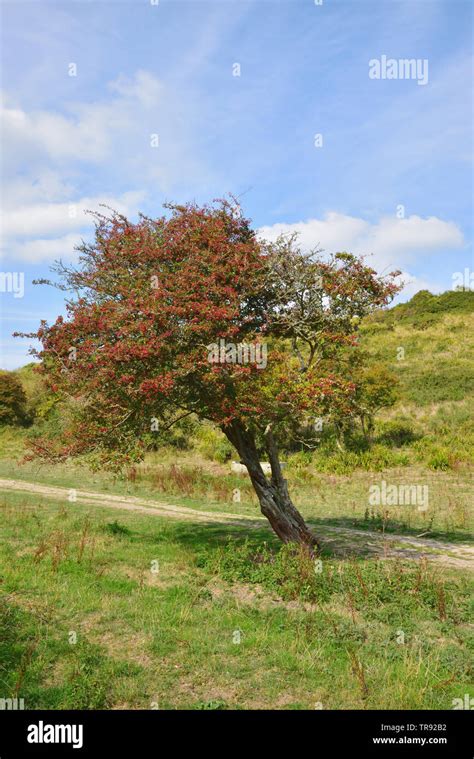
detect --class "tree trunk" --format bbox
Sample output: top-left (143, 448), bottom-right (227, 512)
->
top-left (222, 420), bottom-right (319, 554)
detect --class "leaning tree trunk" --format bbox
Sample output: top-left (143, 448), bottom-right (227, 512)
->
top-left (222, 420), bottom-right (319, 554)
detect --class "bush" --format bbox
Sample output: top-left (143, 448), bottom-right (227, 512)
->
top-left (0, 371), bottom-right (29, 426)
top-left (312, 445), bottom-right (410, 474)
top-left (359, 321), bottom-right (394, 335)
top-left (0, 426), bottom-right (29, 457)
top-left (427, 449), bottom-right (451, 471)
top-left (286, 451), bottom-right (313, 472)
top-left (193, 424), bottom-right (233, 463)
top-left (409, 313), bottom-right (438, 331)
top-left (404, 365), bottom-right (474, 404)
top-left (198, 539), bottom-right (464, 620)
top-left (412, 439), bottom-right (462, 470)
top-left (377, 420), bottom-right (418, 447)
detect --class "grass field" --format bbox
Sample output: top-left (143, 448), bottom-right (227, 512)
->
top-left (0, 453), bottom-right (471, 543)
top-left (1, 489), bottom-right (472, 710)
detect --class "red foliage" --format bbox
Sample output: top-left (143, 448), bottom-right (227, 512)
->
top-left (26, 199), bottom-right (401, 466)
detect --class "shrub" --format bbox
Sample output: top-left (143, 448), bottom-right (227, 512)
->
top-left (0, 371), bottom-right (29, 426)
top-left (403, 365), bottom-right (474, 404)
top-left (198, 540), bottom-right (465, 621)
top-left (377, 420), bottom-right (418, 447)
top-left (286, 451), bottom-right (313, 472)
top-left (312, 445), bottom-right (410, 474)
top-left (359, 321), bottom-right (394, 335)
top-left (409, 313), bottom-right (438, 331)
top-left (412, 439), bottom-right (463, 470)
top-left (427, 448), bottom-right (452, 471)
top-left (193, 424), bottom-right (233, 463)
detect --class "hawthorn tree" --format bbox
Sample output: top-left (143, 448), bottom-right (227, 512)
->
top-left (25, 200), bottom-right (400, 552)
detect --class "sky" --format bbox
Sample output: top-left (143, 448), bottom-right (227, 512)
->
top-left (1, 0), bottom-right (473, 370)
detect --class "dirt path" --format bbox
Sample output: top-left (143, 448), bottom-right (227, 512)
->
top-left (1, 478), bottom-right (472, 569)
top-left (0, 478), bottom-right (254, 525)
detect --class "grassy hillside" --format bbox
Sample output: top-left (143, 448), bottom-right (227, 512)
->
top-left (362, 289), bottom-right (474, 406)
top-left (355, 289), bottom-right (474, 471)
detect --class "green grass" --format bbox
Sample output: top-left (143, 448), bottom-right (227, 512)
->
top-left (360, 309), bottom-right (474, 408)
top-left (0, 490), bottom-right (472, 710)
top-left (0, 453), bottom-right (471, 543)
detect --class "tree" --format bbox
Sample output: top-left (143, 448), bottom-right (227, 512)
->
top-left (24, 199), bottom-right (401, 552)
top-left (322, 358), bottom-right (399, 449)
top-left (0, 371), bottom-right (29, 426)
top-left (354, 364), bottom-right (399, 440)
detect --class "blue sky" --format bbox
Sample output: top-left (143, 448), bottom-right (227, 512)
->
top-left (1, 0), bottom-right (472, 369)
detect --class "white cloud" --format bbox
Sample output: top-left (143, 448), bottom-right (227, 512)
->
top-left (1, 191), bottom-right (144, 239)
top-left (4, 172), bottom-right (77, 206)
top-left (0, 347), bottom-right (39, 372)
top-left (1, 191), bottom-right (145, 263)
top-left (395, 271), bottom-right (443, 300)
top-left (1, 101), bottom-right (110, 165)
top-left (1, 68), bottom-right (217, 264)
top-left (9, 233), bottom-right (84, 264)
top-left (0, 66), bottom-right (214, 262)
top-left (1, 70), bottom-right (163, 167)
top-left (258, 212), bottom-right (465, 273)
top-left (362, 215), bottom-right (464, 262)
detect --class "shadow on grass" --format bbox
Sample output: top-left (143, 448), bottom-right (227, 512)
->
top-left (139, 519), bottom-right (279, 552)
top-left (0, 598), bottom-right (141, 709)
top-left (127, 518), bottom-right (375, 562)
top-left (306, 515), bottom-right (473, 545)
top-left (131, 515), bottom-right (472, 566)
